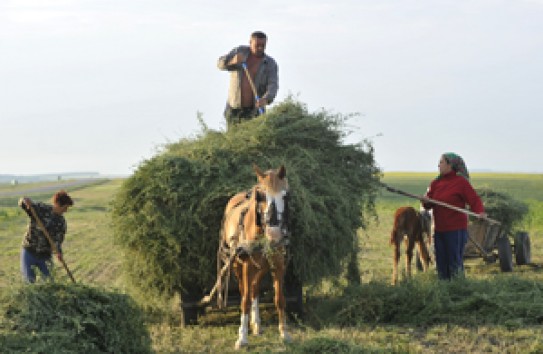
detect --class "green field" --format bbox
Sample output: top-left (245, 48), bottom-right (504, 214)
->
top-left (1, 174), bottom-right (543, 353)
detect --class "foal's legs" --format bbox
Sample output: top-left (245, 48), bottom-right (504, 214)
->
top-left (416, 239), bottom-right (431, 271)
top-left (405, 234), bottom-right (416, 278)
top-left (392, 229), bottom-right (401, 285)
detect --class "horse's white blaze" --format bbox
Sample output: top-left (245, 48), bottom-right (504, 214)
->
top-left (266, 191), bottom-right (285, 221)
top-left (264, 191), bottom-right (287, 243)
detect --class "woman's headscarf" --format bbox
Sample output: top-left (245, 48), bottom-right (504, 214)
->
top-left (440, 152), bottom-right (470, 180)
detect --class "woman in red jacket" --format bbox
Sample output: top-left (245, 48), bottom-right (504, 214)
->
top-left (423, 153), bottom-right (486, 280)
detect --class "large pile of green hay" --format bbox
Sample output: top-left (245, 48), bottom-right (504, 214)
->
top-left (0, 283), bottom-right (152, 353)
top-left (112, 98), bottom-right (381, 303)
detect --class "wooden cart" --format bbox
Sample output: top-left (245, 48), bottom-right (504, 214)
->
top-left (465, 220), bottom-right (532, 272)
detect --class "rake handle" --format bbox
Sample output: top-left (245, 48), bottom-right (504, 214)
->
top-left (27, 203), bottom-right (76, 283)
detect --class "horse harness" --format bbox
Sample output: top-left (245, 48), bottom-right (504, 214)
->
top-left (221, 188), bottom-right (291, 269)
top-left (238, 187), bottom-right (289, 245)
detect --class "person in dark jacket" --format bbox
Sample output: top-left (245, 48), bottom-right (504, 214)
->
top-left (217, 31), bottom-right (279, 129)
top-left (423, 153), bottom-right (486, 280)
top-left (19, 190), bottom-right (73, 283)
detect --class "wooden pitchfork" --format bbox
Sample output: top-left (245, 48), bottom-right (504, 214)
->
top-left (28, 204), bottom-right (76, 283)
top-left (241, 62), bottom-right (265, 115)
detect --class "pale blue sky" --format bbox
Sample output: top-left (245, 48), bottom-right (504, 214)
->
top-left (1, 0), bottom-right (542, 175)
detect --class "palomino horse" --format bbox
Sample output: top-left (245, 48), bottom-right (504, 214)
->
top-left (221, 164), bottom-right (291, 349)
top-left (390, 206), bottom-right (432, 285)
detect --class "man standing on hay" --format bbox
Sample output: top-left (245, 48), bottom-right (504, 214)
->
top-left (217, 31), bottom-right (279, 129)
top-left (18, 190), bottom-right (74, 283)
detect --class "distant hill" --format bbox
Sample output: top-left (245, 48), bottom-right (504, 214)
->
top-left (0, 172), bottom-right (100, 184)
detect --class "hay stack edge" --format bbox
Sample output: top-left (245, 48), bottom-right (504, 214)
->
top-left (112, 98), bottom-right (382, 304)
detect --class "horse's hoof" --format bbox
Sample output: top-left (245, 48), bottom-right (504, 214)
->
top-left (235, 339), bottom-right (248, 350)
top-left (251, 324), bottom-right (262, 336)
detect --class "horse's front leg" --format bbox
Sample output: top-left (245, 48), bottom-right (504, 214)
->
top-left (249, 260), bottom-right (267, 336)
top-left (416, 240), bottom-right (430, 271)
top-left (272, 256), bottom-right (291, 343)
top-left (250, 296), bottom-right (261, 336)
top-left (235, 261), bottom-right (251, 350)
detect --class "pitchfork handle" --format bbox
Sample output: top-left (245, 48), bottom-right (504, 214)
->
top-left (241, 63), bottom-right (265, 115)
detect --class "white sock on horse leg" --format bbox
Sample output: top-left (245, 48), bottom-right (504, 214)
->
top-left (235, 314), bottom-right (249, 349)
top-left (250, 298), bottom-right (261, 335)
top-left (279, 320), bottom-right (291, 342)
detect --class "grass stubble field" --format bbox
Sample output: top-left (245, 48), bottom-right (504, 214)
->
top-left (1, 173), bottom-right (543, 353)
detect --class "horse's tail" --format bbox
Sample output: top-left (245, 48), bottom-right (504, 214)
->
top-left (390, 228), bottom-right (396, 245)
top-left (390, 207), bottom-right (404, 245)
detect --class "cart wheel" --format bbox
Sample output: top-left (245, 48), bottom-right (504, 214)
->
top-left (514, 232), bottom-right (531, 265)
top-left (180, 288), bottom-right (204, 325)
top-left (181, 302), bottom-right (200, 326)
top-left (496, 234), bottom-right (513, 272)
top-left (285, 282), bottom-right (303, 320)
top-left (284, 265), bottom-right (304, 320)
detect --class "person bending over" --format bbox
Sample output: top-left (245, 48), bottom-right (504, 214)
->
top-left (19, 190), bottom-right (74, 283)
